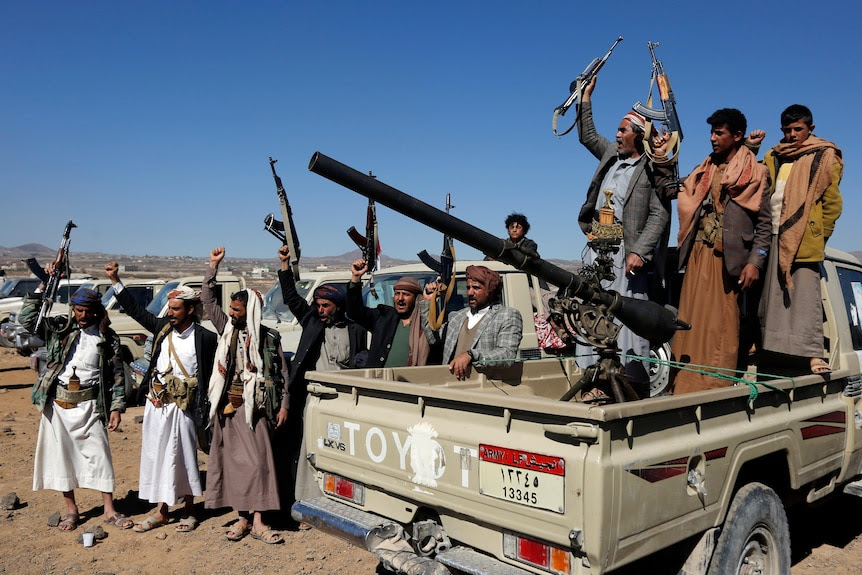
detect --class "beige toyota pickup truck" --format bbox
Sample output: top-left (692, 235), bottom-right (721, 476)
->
top-left (291, 246), bottom-right (862, 575)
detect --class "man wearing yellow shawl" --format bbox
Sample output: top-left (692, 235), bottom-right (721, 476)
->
top-left (759, 105), bottom-right (843, 374)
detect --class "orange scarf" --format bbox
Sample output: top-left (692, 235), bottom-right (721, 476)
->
top-left (677, 146), bottom-right (766, 246)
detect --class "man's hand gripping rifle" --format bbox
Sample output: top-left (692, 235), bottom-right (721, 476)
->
top-left (417, 193), bottom-right (456, 330)
top-left (32, 220), bottom-right (76, 333)
top-left (632, 41), bottom-right (683, 165)
top-left (347, 176), bottom-right (381, 296)
top-left (264, 157), bottom-right (302, 280)
top-left (552, 35), bottom-right (623, 137)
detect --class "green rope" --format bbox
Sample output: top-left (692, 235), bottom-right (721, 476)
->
top-left (483, 350), bottom-right (797, 404)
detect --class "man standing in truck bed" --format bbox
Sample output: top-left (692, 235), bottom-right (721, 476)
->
top-left (203, 246), bottom-right (289, 544)
top-left (757, 104), bottom-right (843, 375)
top-left (347, 257), bottom-right (437, 368)
top-left (104, 261), bottom-right (216, 533)
top-left (574, 76), bottom-right (675, 401)
top-left (427, 265), bottom-right (522, 380)
top-left (671, 108), bottom-right (771, 393)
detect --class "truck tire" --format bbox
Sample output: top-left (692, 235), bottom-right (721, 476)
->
top-left (707, 482), bottom-right (790, 575)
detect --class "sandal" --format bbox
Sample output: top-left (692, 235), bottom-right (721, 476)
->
top-left (250, 528), bottom-right (284, 544)
top-left (811, 358), bottom-right (832, 375)
top-left (133, 515), bottom-right (169, 533)
top-left (581, 387), bottom-right (611, 404)
top-left (58, 512), bottom-right (79, 531)
top-left (226, 519), bottom-right (250, 541)
top-left (175, 516), bottom-right (199, 533)
top-left (104, 513), bottom-right (134, 530)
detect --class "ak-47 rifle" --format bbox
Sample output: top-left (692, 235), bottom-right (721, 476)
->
top-left (552, 35), bottom-right (623, 137)
top-left (263, 156), bottom-right (302, 279)
top-left (417, 194), bottom-right (456, 330)
top-left (632, 41), bottom-right (683, 163)
top-left (347, 173), bottom-right (381, 295)
top-left (34, 220), bottom-right (76, 333)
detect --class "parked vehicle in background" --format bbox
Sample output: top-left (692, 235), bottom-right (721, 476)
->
top-left (0, 277), bottom-right (41, 299)
top-left (0, 277), bottom-right (96, 352)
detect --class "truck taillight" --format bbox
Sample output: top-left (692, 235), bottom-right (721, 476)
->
top-left (323, 472), bottom-right (365, 505)
top-left (131, 333), bottom-right (148, 345)
top-left (503, 532), bottom-right (570, 574)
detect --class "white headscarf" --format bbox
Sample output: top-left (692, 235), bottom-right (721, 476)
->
top-left (207, 289), bottom-right (265, 429)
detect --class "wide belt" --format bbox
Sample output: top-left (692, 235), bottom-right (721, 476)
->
top-left (54, 385), bottom-right (98, 409)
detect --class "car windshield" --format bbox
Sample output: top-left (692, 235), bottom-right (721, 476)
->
top-left (0, 282), bottom-right (16, 297)
top-left (262, 279), bottom-right (351, 323)
top-left (56, 283), bottom-right (82, 304)
top-left (147, 281), bottom-right (179, 315)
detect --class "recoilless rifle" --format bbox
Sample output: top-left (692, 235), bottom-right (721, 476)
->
top-left (308, 152), bottom-right (690, 402)
top-left (552, 35), bottom-right (623, 137)
top-left (264, 156), bottom-right (302, 279)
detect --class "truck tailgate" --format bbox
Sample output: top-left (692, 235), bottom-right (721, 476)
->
top-left (301, 365), bottom-right (594, 555)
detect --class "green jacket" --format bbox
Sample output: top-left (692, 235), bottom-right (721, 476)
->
top-left (763, 148), bottom-right (843, 263)
top-left (20, 295), bottom-right (126, 422)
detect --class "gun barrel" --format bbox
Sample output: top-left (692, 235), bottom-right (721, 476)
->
top-left (310, 152), bottom-right (583, 294)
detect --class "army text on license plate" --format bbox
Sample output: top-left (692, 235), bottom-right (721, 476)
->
top-left (478, 444), bottom-right (565, 513)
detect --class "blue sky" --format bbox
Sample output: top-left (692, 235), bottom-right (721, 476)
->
top-left (2, 1), bottom-right (859, 263)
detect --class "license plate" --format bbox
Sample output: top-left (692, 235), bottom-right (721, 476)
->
top-left (478, 444), bottom-right (565, 513)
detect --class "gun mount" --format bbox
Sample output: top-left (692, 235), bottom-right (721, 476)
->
top-left (308, 151), bottom-right (689, 346)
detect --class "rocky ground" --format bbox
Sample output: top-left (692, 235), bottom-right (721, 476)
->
top-left (1, 346), bottom-right (861, 574)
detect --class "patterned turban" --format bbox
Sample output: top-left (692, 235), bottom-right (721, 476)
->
top-left (70, 288), bottom-right (103, 307)
top-left (313, 284), bottom-right (345, 307)
top-left (167, 286), bottom-right (201, 301)
top-left (465, 265), bottom-right (501, 298)
top-left (623, 111), bottom-right (646, 133)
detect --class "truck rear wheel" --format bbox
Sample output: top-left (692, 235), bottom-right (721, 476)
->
top-left (707, 482), bottom-right (790, 575)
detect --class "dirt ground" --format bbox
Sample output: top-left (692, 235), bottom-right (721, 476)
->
top-left (1, 346), bottom-right (862, 575)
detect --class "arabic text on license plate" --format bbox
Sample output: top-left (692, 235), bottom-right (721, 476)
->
top-left (478, 444), bottom-right (564, 513)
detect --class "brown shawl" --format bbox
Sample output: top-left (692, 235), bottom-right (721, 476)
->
top-left (677, 146), bottom-right (767, 246)
top-left (771, 136), bottom-right (842, 289)
top-left (407, 303), bottom-right (430, 366)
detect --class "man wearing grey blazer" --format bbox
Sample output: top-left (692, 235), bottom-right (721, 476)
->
top-left (574, 76), bottom-right (676, 401)
top-left (427, 265), bottom-right (522, 380)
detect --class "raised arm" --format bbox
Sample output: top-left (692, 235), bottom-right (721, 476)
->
top-left (104, 261), bottom-right (161, 333)
top-left (202, 247), bottom-right (228, 334)
top-left (277, 246), bottom-right (311, 319)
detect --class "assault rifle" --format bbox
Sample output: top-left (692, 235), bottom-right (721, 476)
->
top-left (264, 157), bottom-right (302, 279)
top-left (347, 174), bottom-right (381, 273)
top-left (417, 193), bottom-right (456, 330)
top-left (632, 41), bottom-right (683, 162)
top-left (552, 35), bottom-right (623, 137)
top-left (34, 220), bottom-right (76, 333)
top-left (347, 174), bottom-right (382, 295)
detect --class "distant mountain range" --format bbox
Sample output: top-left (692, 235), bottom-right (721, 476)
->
top-left (2, 243), bottom-right (860, 276)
